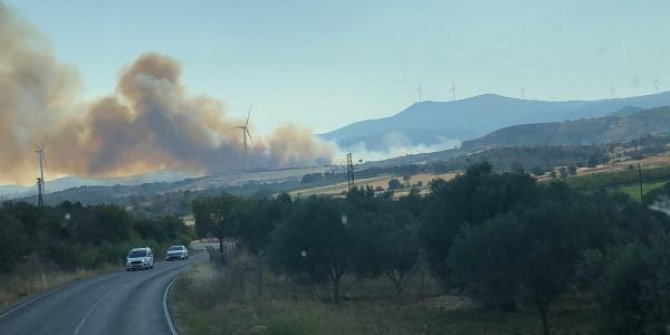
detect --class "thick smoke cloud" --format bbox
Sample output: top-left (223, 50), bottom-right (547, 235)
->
top-left (0, 4), bottom-right (333, 184)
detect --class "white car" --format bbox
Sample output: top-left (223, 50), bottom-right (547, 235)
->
top-left (165, 245), bottom-right (189, 261)
top-left (126, 247), bottom-right (154, 271)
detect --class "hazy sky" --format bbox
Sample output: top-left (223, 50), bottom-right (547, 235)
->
top-left (5, 0), bottom-right (670, 135)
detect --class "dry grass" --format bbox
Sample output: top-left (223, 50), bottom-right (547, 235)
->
top-left (171, 254), bottom-right (597, 335)
top-left (290, 172), bottom-right (458, 199)
top-left (0, 259), bottom-right (117, 308)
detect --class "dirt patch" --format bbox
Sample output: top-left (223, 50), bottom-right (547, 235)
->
top-left (423, 295), bottom-right (475, 311)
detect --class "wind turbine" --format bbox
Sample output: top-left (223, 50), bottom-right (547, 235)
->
top-left (35, 136), bottom-right (47, 207)
top-left (235, 106), bottom-right (255, 171)
top-left (416, 83), bottom-right (424, 102)
top-left (610, 87), bottom-right (616, 99)
top-left (653, 76), bottom-right (660, 94)
top-left (520, 87), bottom-right (527, 100)
top-left (450, 78), bottom-right (456, 101)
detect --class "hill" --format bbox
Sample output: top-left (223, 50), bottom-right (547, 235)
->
top-left (0, 170), bottom-right (193, 199)
top-left (321, 91), bottom-right (670, 152)
top-left (461, 105), bottom-right (670, 151)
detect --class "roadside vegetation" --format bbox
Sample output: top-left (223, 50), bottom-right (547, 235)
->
top-left (0, 200), bottom-right (193, 307)
top-left (176, 162), bottom-right (670, 334)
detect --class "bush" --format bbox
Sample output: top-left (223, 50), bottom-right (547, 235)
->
top-left (590, 234), bottom-right (670, 334)
top-left (0, 212), bottom-right (30, 274)
top-left (388, 179), bottom-right (403, 190)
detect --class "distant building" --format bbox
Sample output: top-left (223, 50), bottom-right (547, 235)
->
top-left (181, 214), bottom-right (195, 226)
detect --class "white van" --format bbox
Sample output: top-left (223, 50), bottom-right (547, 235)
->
top-left (126, 247), bottom-right (154, 271)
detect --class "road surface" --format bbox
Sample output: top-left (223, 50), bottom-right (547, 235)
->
top-left (0, 254), bottom-right (200, 335)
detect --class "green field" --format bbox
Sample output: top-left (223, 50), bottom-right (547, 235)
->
top-left (566, 165), bottom-right (670, 191)
top-left (615, 181), bottom-right (666, 202)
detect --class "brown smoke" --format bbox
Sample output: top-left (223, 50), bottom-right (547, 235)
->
top-left (0, 4), bottom-right (333, 185)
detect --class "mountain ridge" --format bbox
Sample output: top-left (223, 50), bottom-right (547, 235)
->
top-left (321, 91), bottom-right (670, 152)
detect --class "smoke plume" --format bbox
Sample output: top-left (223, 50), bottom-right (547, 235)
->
top-left (0, 4), bottom-right (333, 185)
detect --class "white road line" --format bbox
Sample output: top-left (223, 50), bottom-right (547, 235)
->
top-left (163, 276), bottom-right (179, 335)
top-left (72, 290), bottom-right (112, 335)
top-left (0, 294), bottom-right (44, 320)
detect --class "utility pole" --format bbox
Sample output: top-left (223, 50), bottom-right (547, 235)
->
top-left (346, 153), bottom-right (355, 190)
top-left (37, 177), bottom-right (43, 207)
top-left (35, 143), bottom-right (46, 206)
top-left (638, 163), bottom-right (643, 202)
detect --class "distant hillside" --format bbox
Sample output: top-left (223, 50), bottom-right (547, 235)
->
top-left (0, 170), bottom-right (193, 199)
top-left (6, 166), bottom-right (326, 213)
top-left (321, 91), bottom-right (670, 152)
top-left (462, 105), bottom-right (670, 151)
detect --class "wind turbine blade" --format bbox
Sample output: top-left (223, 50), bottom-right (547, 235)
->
top-left (245, 105), bottom-right (252, 127)
top-left (246, 129), bottom-right (255, 148)
top-left (41, 134), bottom-right (48, 150)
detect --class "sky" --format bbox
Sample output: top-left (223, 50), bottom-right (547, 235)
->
top-left (5, 0), bottom-right (670, 135)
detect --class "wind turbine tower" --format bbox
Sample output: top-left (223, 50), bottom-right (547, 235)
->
top-left (416, 83), bottom-right (424, 102)
top-left (450, 78), bottom-right (456, 101)
top-left (35, 139), bottom-right (47, 207)
top-left (520, 87), bottom-right (527, 99)
top-left (610, 87), bottom-right (616, 99)
top-left (653, 76), bottom-right (660, 94)
top-left (236, 106), bottom-right (255, 171)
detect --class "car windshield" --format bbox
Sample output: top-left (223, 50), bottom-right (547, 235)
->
top-left (128, 250), bottom-right (147, 258)
top-left (168, 246), bottom-right (183, 251)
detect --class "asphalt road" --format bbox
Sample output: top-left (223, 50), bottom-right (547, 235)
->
top-left (0, 254), bottom-right (200, 335)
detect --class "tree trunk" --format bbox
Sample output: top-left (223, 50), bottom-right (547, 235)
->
top-left (256, 252), bottom-right (264, 297)
top-left (332, 278), bottom-right (340, 304)
top-left (538, 302), bottom-right (550, 335)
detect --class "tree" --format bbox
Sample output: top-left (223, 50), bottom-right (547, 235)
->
top-left (347, 196), bottom-right (421, 296)
top-left (581, 233), bottom-right (670, 334)
top-left (301, 173), bottom-right (324, 184)
top-left (421, 162), bottom-right (536, 289)
top-left (516, 198), bottom-right (584, 335)
top-left (388, 178), bottom-right (403, 190)
top-left (377, 214), bottom-right (421, 296)
top-left (568, 163), bottom-right (577, 175)
top-left (449, 214), bottom-right (524, 310)
top-left (510, 162), bottom-right (525, 174)
top-left (237, 194), bottom-right (292, 255)
top-left (449, 182), bottom-right (591, 335)
top-left (530, 166), bottom-right (545, 176)
top-left (70, 204), bottom-right (132, 244)
top-left (268, 196), bottom-right (352, 303)
top-left (0, 211), bottom-right (30, 274)
top-left (192, 192), bottom-right (244, 251)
